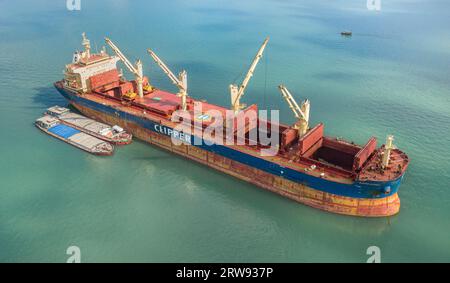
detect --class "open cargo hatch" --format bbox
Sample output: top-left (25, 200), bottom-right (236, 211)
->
top-left (297, 123), bottom-right (377, 172)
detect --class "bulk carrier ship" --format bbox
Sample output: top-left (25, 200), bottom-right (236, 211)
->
top-left (54, 33), bottom-right (409, 217)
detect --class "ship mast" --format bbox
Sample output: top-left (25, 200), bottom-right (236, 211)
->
top-left (278, 85), bottom-right (310, 137)
top-left (230, 37), bottom-right (269, 114)
top-left (381, 135), bottom-right (395, 169)
top-left (81, 32), bottom-right (91, 59)
top-left (147, 49), bottom-right (188, 111)
top-left (104, 37), bottom-right (144, 98)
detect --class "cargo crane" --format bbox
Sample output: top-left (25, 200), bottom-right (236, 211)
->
top-left (147, 49), bottom-right (188, 111)
top-left (278, 85), bottom-right (310, 137)
top-left (104, 37), bottom-right (144, 98)
top-left (382, 135), bottom-right (395, 168)
top-left (230, 37), bottom-right (269, 114)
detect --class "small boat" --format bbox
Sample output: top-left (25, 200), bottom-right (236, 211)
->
top-left (35, 115), bottom-right (114, 155)
top-left (45, 106), bottom-right (132, 145)
top-left (341, 31), bottom-right (352, 36)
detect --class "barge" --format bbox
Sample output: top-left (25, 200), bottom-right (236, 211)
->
top-left (53, 33), bottom-right (409, 217)
top-left (36, 115), bottom-right (114, 155)
top-left (45, 105), bottom-right (132, 145)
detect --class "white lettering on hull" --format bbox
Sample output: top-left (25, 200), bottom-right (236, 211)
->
top-left (154, 124), bottom-right (191, 144)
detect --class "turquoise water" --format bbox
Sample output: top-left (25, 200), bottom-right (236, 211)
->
top-left (1, 0), bottom-right (449, 262)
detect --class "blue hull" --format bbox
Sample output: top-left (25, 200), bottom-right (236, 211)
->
top-left (55, 86), bottom-right (405, 199)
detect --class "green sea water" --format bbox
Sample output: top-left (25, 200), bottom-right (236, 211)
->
top-left (0, 0), bottom-right (449, 262)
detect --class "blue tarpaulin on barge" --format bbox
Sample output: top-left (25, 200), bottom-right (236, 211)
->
top-left (48, 124), bottom-right (80, 139)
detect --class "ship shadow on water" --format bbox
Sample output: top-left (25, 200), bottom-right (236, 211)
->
top-left (31, 86), bottom-right (86, 116)
top-left (32, 86), bottom-right (68, 110)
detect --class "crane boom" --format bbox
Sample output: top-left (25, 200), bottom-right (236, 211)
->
top-left (104, 37), bottom-right (144, 98)
top-left (280, 89), bottom-right (301, 119)
top-left (278, 85), bottom-right (310, 137)
top-left (147, 49), bottom-right (188, 111)
top-left (278, 85), bottom-right (307, 121)
top-left (105, 37), bottom-right (139, 76)
top-left (230, 37), bottom-right (269, 113)
top-left (147, 49), bottom-right (185, 90)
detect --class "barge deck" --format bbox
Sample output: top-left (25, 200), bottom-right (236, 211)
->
top-left (36, 115), bottom-right (114, 155)
top-left (45, 105), bottom-right (132, 145)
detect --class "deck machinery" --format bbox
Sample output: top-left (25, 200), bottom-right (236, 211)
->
top-left (55, 33), bottom-right (409, 217)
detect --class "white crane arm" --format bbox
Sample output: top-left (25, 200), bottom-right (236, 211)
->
top-left (105, 37), bottom-right (140, 77)
top-left (279, 86), bottom-right (301, 119)
top-left (147, 49), bottom-right (185, 91)
top-left (278, 85), bottom-right (308, 122)
top-left (233, 37), bottom-right (269, 106)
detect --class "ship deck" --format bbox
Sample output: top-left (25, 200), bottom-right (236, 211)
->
top-left (56, 80), bottom-right (409, 184)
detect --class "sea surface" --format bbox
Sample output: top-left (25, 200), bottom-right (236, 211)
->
top-left (0, 0), bottom-right (449, 262)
